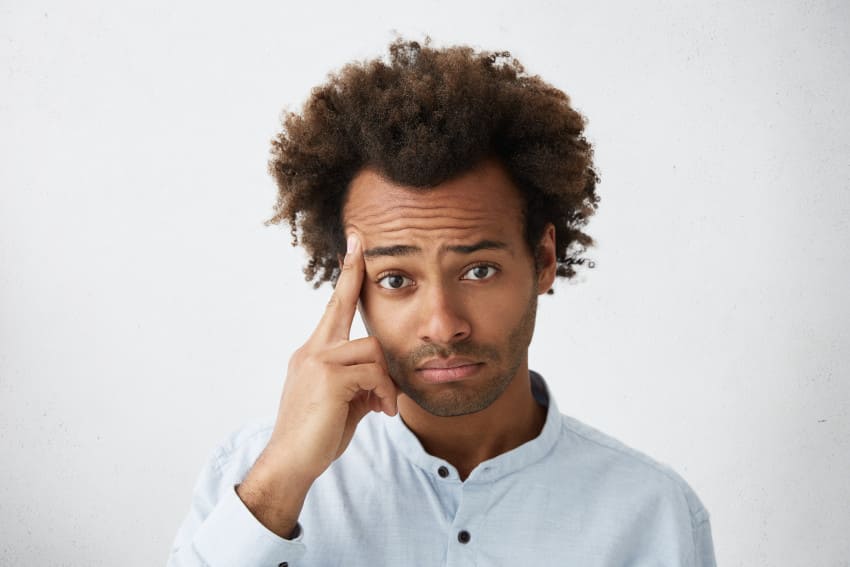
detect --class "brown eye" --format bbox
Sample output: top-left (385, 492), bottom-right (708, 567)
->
top-left (378, 274), bottom-right (413, 289)
top-left (462, 265), bottom-right (498, 281)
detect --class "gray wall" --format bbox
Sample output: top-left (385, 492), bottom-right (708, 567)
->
top-left (1, 0), bottom-right (848, 565)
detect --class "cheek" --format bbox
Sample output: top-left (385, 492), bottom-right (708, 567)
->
top-left (476, 292), bottom-right (526, 335)
top-left (358, 289), bottom-right (411, 342)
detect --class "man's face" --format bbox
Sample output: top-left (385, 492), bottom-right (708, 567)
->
top-left (342, 160), bottom-right (555, 418)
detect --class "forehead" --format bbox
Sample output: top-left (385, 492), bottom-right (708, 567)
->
top-left (342, 161), bottom-right (525, 244)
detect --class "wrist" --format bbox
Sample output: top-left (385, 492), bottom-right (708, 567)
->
top-left (250, 440), bottom-right (320, 490)
top-left (236, 445), bottom-right (316, 539)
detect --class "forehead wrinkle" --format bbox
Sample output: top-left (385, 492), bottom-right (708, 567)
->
top-left (391, 204), bottom-right (496, 216)
top-left (344, 214), bottom-right (505, 234)
top-left (348, 192), bottom-right (506, 216)
top-left (343, 173), bottom-right (525, 255)
top-left (352, 224), bottom-right (502, 242)
top-left (349, 208), bottom-right (496, 227)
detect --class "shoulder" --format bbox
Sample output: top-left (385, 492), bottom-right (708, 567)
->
top-left (554, 413), bottom-right (710, 525)
top-left (204, 418), bottom-right (276, 481)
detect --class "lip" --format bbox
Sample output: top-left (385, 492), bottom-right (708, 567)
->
top-left (417, 357), bottom-right (479, 370)
top-left (415, 358), bottom-right (483, 383)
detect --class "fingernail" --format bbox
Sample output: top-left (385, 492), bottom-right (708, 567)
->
top-left (347, 235), bottom-right (358, 254)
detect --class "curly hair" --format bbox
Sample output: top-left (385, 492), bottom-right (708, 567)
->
top-left (267, 38), bottom-right (599, 288)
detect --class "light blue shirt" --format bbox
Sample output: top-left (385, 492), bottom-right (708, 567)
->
top-left (168, 373), bottom-right (716, 566)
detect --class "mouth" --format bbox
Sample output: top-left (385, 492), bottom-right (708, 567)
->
top-left (414, 358), bottom-right (483, 384)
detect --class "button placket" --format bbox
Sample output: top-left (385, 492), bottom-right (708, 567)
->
top-left (444, 482), bottom-right (488, 566)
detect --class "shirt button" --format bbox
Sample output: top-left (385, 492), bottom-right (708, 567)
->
top-left (278, 563), bottom-right (288, 567)
top-left (457, 530), bottom-right (471, 544)
top-left (438, 466), bottom-right (449, 478)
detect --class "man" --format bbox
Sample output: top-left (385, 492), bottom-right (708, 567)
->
top-left (168, 39), bottom-right (716, 566)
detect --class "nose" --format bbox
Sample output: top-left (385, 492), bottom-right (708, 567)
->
top-left (417, 283), bottom-right (471, 345)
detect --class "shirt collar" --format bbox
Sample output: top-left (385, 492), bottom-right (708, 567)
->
top-left (383, 371), bottom-right (561, 484)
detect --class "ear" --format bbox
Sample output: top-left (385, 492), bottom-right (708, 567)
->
top-left (536, 224), bottom-right (557, 295)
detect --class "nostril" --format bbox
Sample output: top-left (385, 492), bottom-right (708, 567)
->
top-left (417, 294), bottom-right (472, 344)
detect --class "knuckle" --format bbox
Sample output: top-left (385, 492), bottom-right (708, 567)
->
top-left (308, 356), bottom-right (328, 376)
top-left (288, 346), bottom-right (324, 376)
top-left (288, 347), bottom-right (306, 370)
top-left (364, 336), bottom-right (382, 352)
top-left (366, 337), bottom-right (386, 364)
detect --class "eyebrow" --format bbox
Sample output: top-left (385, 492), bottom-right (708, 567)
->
top-left (363, 239), bottom-right (508, 259)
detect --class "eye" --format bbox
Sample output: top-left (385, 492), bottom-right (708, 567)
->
top-left (377, 274), bottom-right (414, 290)
top-left (462, 264), bottom-right (499, 281)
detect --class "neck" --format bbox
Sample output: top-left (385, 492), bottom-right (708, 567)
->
top-left (398, 363), bottom-right (546, 480)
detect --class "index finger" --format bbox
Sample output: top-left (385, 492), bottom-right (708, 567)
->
top-left (315, 234), bottom-right (364, 343)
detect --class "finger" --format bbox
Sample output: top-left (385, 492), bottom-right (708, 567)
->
top-left (347, 390), bottom-right (383, 417)
top-left (343, 392), bottom-right (373, 434)
top-left (314, 234), bottom-right (364, 343)
top-left (336, 363), bottom-right (399, 416)
top-left (367, 391), bottom-right (384, 413)
top-left (324, 337), bottom-right (387, 369)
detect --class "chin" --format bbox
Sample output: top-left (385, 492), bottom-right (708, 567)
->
top-left (401, 372), bottom-right (514, 418)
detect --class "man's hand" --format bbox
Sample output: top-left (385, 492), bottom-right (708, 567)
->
top-left (236, 235), bottom-right (398, 538)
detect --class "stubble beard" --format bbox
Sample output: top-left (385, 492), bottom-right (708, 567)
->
top-left (382, 290), bottom-right (538, 418)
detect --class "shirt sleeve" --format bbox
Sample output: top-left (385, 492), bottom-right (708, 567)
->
top-left (692, 513), bottom-right (717, 567)
top-left (166, 434), bottom-right (307, 567)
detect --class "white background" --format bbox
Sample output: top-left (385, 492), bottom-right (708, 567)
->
top-left (2, 1), bottom-right (848, 565)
